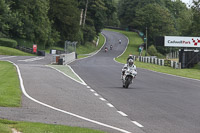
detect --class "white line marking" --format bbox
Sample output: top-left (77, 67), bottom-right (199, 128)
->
top-left (87, 86), bottom-right (91, 89)
top-left (99, 98), bottom-right (106, 101)
top-left (75, 33), bottom-right (106, 61)
top-left (90, 89), bottom-right (95, 92)
top-left (132, 121), bottom-right (144, 128)
top-left (117, 111), bottom-right (128, 117)
top-left (0, 56), bottom-right (16, 60)
top-left (67, 65), bottom-right (87, 85)
top-left (94, 93), bottom-right (99, 96)
top-left (47, 65), bottom-right (86, 86)
top-left (12, 128), bottom-right (22, 133)
top-left (117, 36), bottom-right (129, 59)
top-left (107, 103), bottom-right (114, 107)
top-left (8, 60), bottom-right (132, 133)
top-left (113, 33), bottom-right (129, 64)
top-left (18, 57), bottom-right (44, 62)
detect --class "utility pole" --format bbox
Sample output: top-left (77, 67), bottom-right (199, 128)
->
top-left (83, 0), bottom-right (88, 27)
top-left (145, 27), bottom-right (148, 56)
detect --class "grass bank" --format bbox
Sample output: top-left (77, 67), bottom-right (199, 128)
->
top-left (0, 61), bottom-right (21, 107)
top-left (105, 28), bottom-right (145, 57)
top-left (0, 119), bottom-right (104, 133)
top-left (0, 46), bottom-right (34, 56)
top-left (76, 33), bottom-right (105, 58)
top-left (105, 28), bottom-right (200, 80)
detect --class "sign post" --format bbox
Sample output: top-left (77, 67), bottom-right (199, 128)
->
top-left (33, 44), bottom-right (37, 53)
top-left (164, 36), bottom-right (200, 47)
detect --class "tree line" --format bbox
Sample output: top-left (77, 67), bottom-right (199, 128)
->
top-left (0, 0), bottom-right (116, 48)
top-left (1, 0), bottom-right (199, 54)
top-left (117, 0), bottom-right (200, 55)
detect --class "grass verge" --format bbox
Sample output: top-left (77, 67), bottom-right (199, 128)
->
top-left (48, 65), bottom-right (83, 83)
top-left (105, 28), bottom-right (200, 80)
top-left (0, 61), bottom-right (21, 107)
top-left (76, 33), bottom-right (105, 58)
top-left (0, 46), bottom-right (34, 56)
top-left (0, 118), bottom-right (105, 133)
top-left (105, 28), bottom-right (144, 57)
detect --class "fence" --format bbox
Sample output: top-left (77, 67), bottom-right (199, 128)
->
top-left (166, 51), bottom-right (179, 59)
top-left (136, 56), bottom-right (181, 69)
top-left (64, 41), bottom-right (77, 53)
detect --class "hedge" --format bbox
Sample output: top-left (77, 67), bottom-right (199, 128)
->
top-left (0, 38), bottom-right (18, 48)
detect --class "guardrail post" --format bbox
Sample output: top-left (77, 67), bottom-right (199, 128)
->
top-left (161, 59), bottom-right (164, 66)
top-left (171, 61), bottom-right (173, 68)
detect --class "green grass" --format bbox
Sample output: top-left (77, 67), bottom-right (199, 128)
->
top-left (76, 33), bottom-right (105, 58)
top-left (105, 28), bottom-right (145, 58)
top-left (105, 28), bottom-right (200, 80)
top-left (136, 61), bottom-right (200, 80)
top-left (45, 33), bottom-right (105, 57)
top-left (49, 65), bottom-right (83, 83)
top-left (0, 61), bottom-right (21, 107)
top-left (0, 46), bottom-right (34, 56)
top-left (0, 119), bottom-right (105, 133)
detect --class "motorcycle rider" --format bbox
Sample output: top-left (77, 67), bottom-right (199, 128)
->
top-left (119, 39), bottom-right (121, 44)
top-left (110, 45), bottom-right (113, 50)
top-left (104, 46), bottom-right (108, 52)
top-left (127, 54), bottom-right (134, 63)
top-left (121, 58), bottom-right (137, 79)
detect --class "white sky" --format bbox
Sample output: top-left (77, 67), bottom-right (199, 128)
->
top-left (181, 0), bottom-right (193, 6)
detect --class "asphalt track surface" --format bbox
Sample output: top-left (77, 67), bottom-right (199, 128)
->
top-left (70, 30), bottom-right (200, 133)
top-left (0, 30), bottom-right (200, 133)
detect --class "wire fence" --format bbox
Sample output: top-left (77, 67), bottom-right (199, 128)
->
top-left (64, 41), bottom-right (77, 53)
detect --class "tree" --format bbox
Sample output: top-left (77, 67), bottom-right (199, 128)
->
top-left (103, 0), bottom-right (118, 27)
top-left (0, 0), bottom-right (10, 37)
top-left (8, 0), bottom-right (52, 48)
top-left (164, 0), bottom-right (192, 36)
top-left (189, 0), bottom-right (200, 37)
top-left (77, 0), bottom-right (111, 43)
top-left (118, 0), bottom-right (165, 28)
top-left (49, 0), bottom-right (80, 45)
top-left (132, 3), bottom-right (176, 43)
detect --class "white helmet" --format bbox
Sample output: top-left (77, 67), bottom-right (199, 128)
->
top-left (128, 59), bottom-right (134, 66)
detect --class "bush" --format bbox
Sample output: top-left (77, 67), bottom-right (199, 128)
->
top-left (0, 38), bottom-right (17, 48)
top-left (148, 45), bottom-right (165, 58)
top-left (148, 45), bottom-right (158, 56)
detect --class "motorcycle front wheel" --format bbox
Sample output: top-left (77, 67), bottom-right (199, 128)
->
top-left (124, 76), bottom-right (132, 88)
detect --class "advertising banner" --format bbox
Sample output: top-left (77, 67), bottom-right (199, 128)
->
top-left (164, 36), bottom-right (200, 47)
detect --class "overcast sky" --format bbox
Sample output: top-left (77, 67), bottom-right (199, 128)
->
top-left (181, 0), bottom-right (193, 6)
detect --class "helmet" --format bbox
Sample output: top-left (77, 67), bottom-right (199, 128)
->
top-left (128, 59), bottom-right (134, 66)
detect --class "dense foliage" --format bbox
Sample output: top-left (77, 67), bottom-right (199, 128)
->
top-left (117, 0), bottom-right (199, 55)
top-left (0, 0), bottom-right (200, 55)
top-left (0, 0), bottom-right (116, 48)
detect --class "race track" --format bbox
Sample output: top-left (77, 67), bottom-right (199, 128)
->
top-left (70, 30), bottom-right (200, 133)
top-left (1, 30), bottom-right (200, 133)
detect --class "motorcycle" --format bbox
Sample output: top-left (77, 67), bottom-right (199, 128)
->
top-left (110, 45), bottom-right (113, 50)
top-left (119, 39), bottom-right (121, 44)
top-left (105, 47), bottom-right (108, 52)
top-left (122, 68), bottom-right (137, 88)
